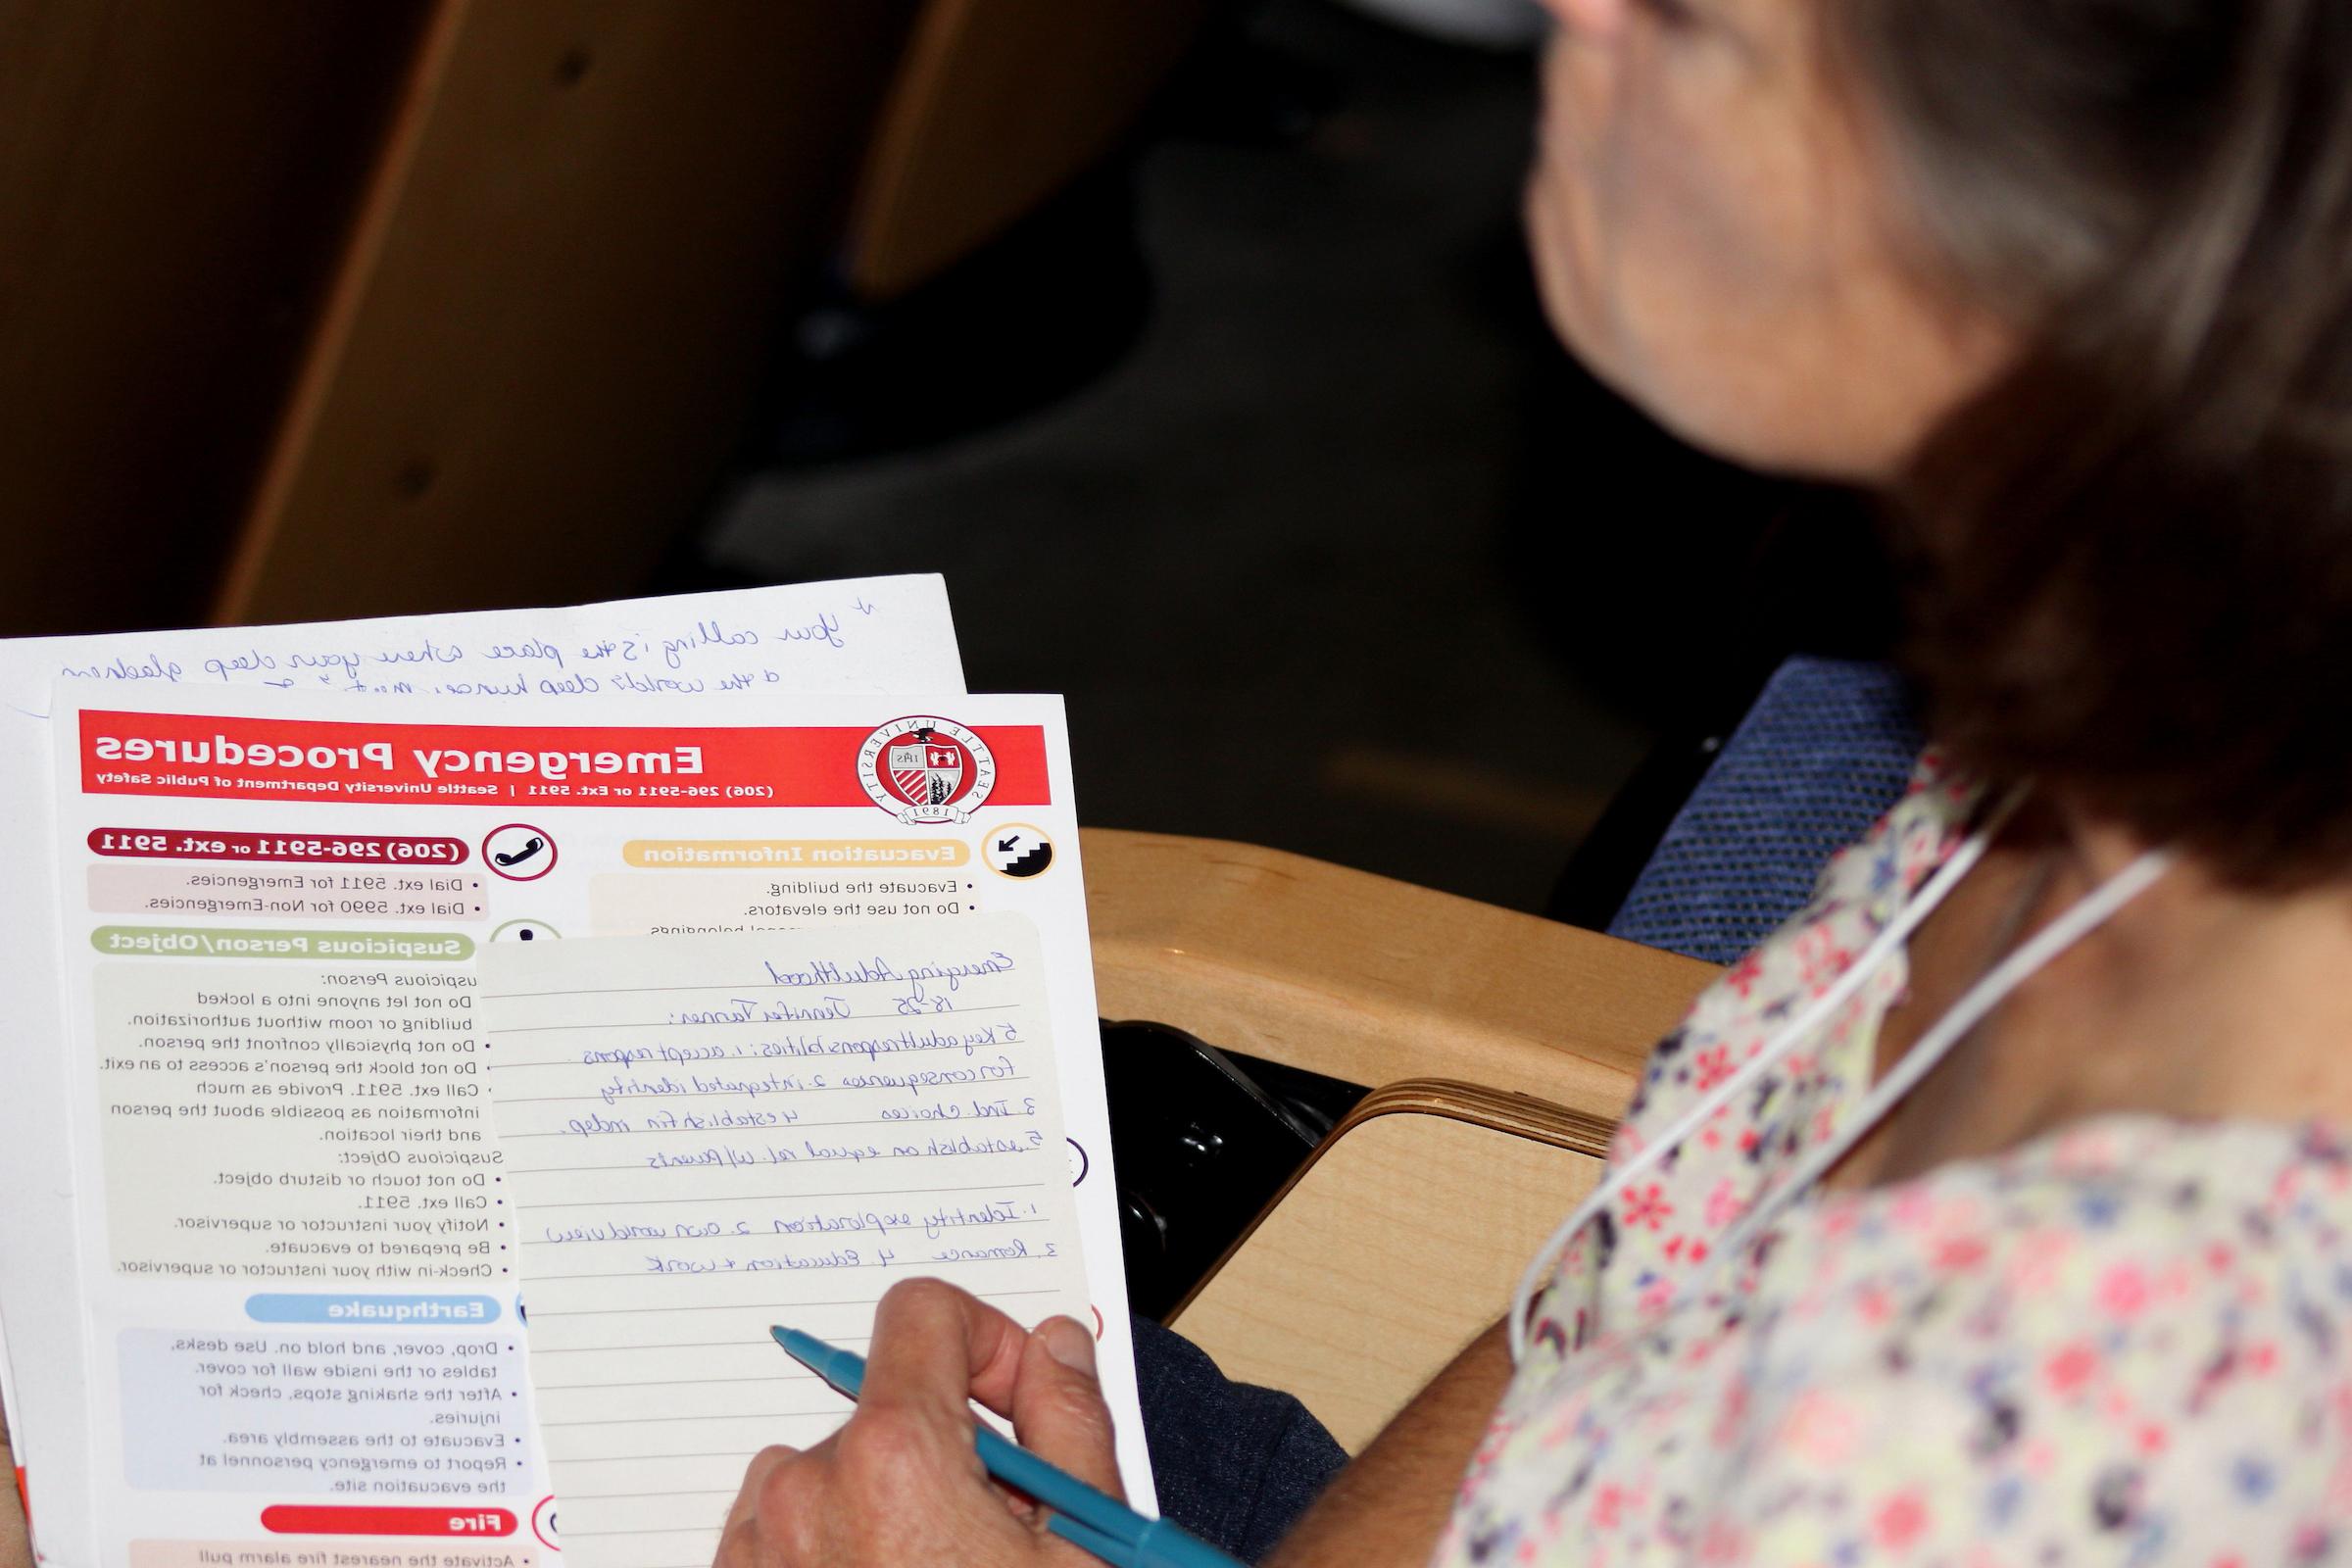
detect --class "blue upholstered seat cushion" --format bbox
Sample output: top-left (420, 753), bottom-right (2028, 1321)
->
top-left (1604, 657), bottom-right (1924, 965)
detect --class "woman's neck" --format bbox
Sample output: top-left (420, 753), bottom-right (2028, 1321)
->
top-left (1832, 802), bottom-right (2352, 1191)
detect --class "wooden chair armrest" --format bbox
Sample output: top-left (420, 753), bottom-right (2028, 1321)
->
top-left (1082, 828), bottom-right (1716, 1117)
top-left (1169, 1079), bottom-right (1610, 1451)
top-left (1080, 830), bottom-right (1718, 1446)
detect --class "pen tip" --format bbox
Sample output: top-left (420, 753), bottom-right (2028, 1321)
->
top-left (769, 1325), bottom-right (794, 1346)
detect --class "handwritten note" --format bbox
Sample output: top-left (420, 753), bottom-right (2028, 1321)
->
top-left (0, 575), bottom-right (961, 1565)
top-left (24, 574), bottom-right (960, 710)
top-left (481, 916), bottom-right (1092, 1568)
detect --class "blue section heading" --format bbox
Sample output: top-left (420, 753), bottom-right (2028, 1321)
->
top-left (244, 1293), bottom-right (502, 1325)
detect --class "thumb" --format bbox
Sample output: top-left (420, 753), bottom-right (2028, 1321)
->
top-left (1010, 1316), bottom-right (1125, 1500)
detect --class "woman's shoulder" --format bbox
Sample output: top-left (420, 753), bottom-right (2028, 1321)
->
top-left (1615, 748), bottom-right (1979, 1141)
top-left (1718, 1115), bottom-right (2352, 1564)
top-left (1789, 1112), bottom-right (2352, 1302)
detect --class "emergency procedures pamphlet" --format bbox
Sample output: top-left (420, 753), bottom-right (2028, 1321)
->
top-left (0, 575), bottom-right (966, 1566)
top-left (36, 676), bottom-right (1143, 1567)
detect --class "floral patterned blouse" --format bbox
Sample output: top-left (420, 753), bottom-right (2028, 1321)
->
top-left (1434, 754), bottom-right (2352, 1567)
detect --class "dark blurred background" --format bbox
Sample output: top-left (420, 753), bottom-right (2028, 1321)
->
top-left (1, 0), bottom-right (1888, 915)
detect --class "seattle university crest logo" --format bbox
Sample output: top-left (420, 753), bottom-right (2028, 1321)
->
top-left (857, 716), bottom-right (996, 824)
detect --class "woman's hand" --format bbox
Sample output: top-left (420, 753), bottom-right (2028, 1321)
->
top-left (715, 1278), bottom-right (1121, 1568)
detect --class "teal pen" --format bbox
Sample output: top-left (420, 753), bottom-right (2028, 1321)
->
top-left (770, 1325), bottom-right (1246, 1568)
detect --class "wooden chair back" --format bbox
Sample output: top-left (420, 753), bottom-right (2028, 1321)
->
top-left (216, 0), bottom-right (921, 624)
top-left (841, 0), bottom-right (1215, 303)
top-left (0, 0), bottom-right (922, 635)
top-left (0, 0), bottom-right (422, 635)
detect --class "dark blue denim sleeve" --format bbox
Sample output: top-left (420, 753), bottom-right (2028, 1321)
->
top-left (1131, 1315), bottom-right (1348, 1563)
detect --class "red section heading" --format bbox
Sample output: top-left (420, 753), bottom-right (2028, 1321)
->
top-left (89, 828), bottom-right (468, 864)
top-left (77, 710), bottom-right (1050, 809)
top-left (260, 1503), bottom-right (516, 1537)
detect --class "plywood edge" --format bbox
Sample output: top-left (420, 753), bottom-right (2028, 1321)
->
top-left (1341, 1078), bottom-right (1617, 1158)
top-left (209, 0), bottom-right (472, 625)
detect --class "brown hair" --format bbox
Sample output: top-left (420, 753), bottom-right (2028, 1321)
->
top-left (1828, 0), bottom-right (2352, 885)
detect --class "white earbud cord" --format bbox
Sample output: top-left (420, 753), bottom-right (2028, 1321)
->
top-left (1697, 844), bottom-right (2172, 1290)
top-left (1509, 831), bottom-right (2172, 1364)
top-left (1506, 788), bottom-right (2027, 1361)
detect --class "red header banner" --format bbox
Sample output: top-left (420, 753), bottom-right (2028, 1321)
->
top-left (76, 710), bottom-right (1051, 811)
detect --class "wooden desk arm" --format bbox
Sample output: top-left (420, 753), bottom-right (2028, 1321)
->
top-left (1171, 1079), bottom-right (1613, 1451)
top-left (1080, 830), bottom-right (1721, 1449)
top-left (1082, 828), bottom-right (1716, 1116)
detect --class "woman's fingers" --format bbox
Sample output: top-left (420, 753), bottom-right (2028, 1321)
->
top-left (709, 1285), bottom-right (1124, 1567)
top-left (860, 1278), bottom-right (1034, 1426)
top-left (1010, 1316), bottom-right (1126, 1501)
top-left (723, 1444), bottom-right (797, 1528)
top-left (854, 1285), bottom-right (1123, 1504)
top-left (716, 1443), bottom-right (804, 1563)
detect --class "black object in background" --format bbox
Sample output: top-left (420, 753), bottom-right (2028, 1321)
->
top-left (1102, 1021), bottom-right (1369, 1321)
top-left (1540, 489), bottom-right (1905, 932)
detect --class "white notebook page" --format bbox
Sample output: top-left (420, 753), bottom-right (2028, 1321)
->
top-left (482, 917), bottom-right (1102, 1568)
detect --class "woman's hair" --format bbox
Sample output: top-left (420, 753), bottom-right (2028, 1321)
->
top-left (1827, 0), bottom-right (2352, 886)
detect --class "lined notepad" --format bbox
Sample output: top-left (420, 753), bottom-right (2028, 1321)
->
top-left (483, 916), bottom-right (1093, 1568)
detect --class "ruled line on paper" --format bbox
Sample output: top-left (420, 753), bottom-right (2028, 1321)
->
top-left (525, 1290), bottom-right (1061, 1318)
top-left (487, 1002), bottom-right (1020, 1032)
top-left (527, 1180), bottom-right (1046, 1208)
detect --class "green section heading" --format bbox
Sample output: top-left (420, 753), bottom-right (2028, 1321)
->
top-left (91, 927), bottom-right (474, 962)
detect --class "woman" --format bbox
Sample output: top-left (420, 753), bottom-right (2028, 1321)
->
top-left (718, 0), bottom-right (2352, 1561)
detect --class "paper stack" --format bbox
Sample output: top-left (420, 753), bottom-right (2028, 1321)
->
top-left (0, 577), bottom-right (1146, 1568)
